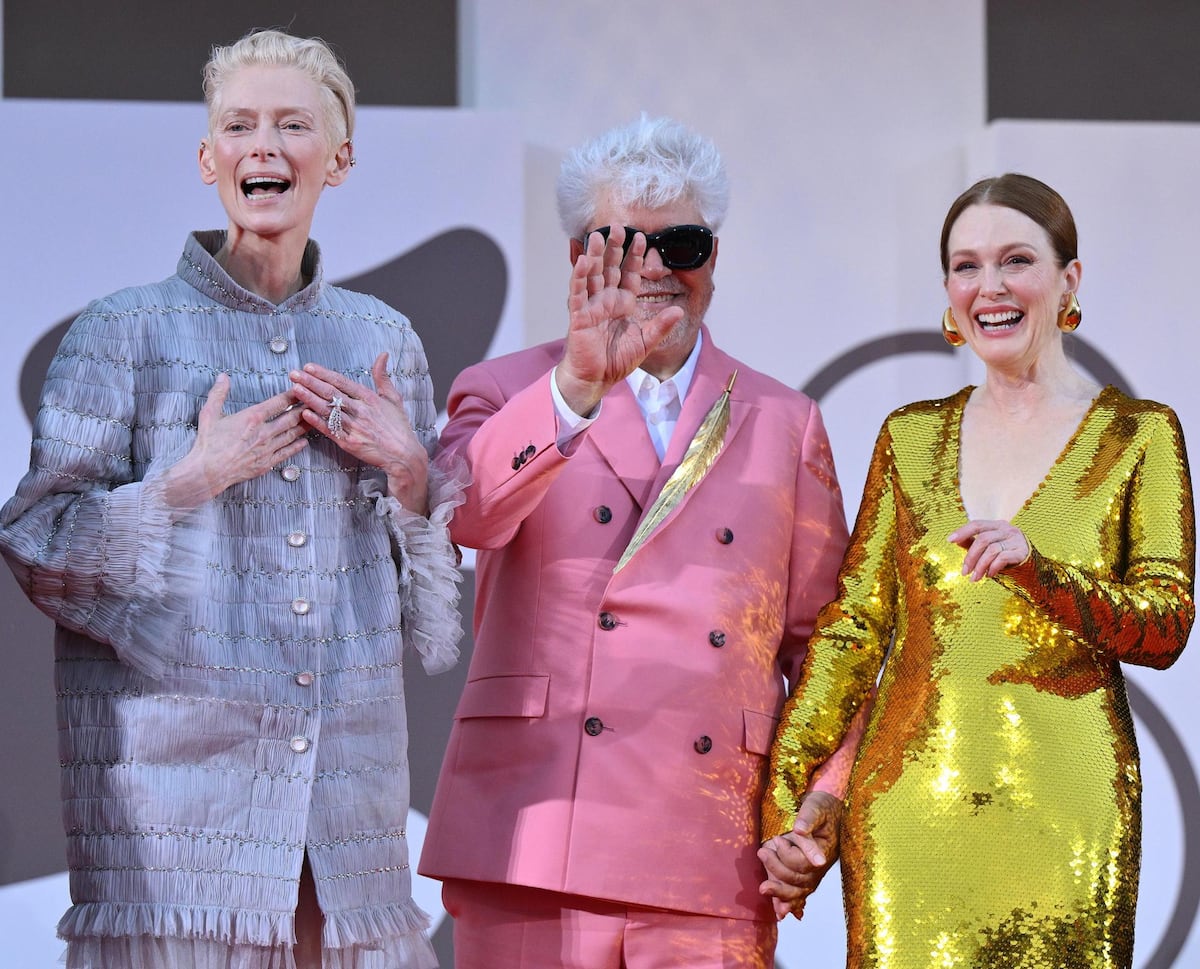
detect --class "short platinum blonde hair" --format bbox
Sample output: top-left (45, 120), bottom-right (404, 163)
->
top-left (203, 28), bottom-right (356, 147)
top-left (556, 115), bottom-right (730, 238)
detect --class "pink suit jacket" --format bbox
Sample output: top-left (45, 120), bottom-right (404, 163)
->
top-left (419, 329), bottom-right (852, 922)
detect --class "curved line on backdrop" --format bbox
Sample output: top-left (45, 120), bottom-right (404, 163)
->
top-left (1126, 677), bottom-right (1200, 969)
top-left (800, 329), bottom-right (1200, 969)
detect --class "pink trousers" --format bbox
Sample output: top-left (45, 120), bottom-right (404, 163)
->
top-left (442, 879), bottom-right (776, 969)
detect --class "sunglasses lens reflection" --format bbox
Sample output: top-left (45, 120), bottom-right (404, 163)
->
top-left (659, 229), bottom-right (709, 269)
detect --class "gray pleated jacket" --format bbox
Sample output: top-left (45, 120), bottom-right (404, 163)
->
top-left (0, 231), bottom-right (462, 969)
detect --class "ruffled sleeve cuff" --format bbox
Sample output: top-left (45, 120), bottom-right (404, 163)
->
top-left (99, 467), bottom-right (214, 679)
top-left (361, 452), bottom-right (469, 675)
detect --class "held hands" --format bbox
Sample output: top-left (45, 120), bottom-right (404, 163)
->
top-left (289, 352), bottom-right (430, 515)
top-left (163, 373), bottom-right (309, 508)
top-left (948, 520), bottom-right (1031, 581)
top-left (556, 226), bottom-right (684, 415)
top-left (758, 791), bottom-right (843, 921)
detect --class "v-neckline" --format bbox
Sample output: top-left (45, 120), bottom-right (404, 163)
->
top-left (953, 384), bottom-right (1110, 524)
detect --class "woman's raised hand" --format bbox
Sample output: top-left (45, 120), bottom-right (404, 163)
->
top-left (163, 373), bottom-right (309, 508)
top-left (289, 352), bottom-right (430, 515)
top-left (948, 519), bottom-right (1031, 581)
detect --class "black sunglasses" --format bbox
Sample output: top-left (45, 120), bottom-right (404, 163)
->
top-left (586, 224), bottom-right (714, 270)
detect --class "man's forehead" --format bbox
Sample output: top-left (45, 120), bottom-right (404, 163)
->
top-left (590, 193), bottom-right (704, 230)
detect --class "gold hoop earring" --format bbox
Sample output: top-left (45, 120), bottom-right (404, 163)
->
top-left (941, 308), bottom-right (966, 347)
top-left (1057, 293), bottom-right (1081, 332)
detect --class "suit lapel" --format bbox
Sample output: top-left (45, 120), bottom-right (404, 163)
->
top-left (653, 338), bottom-right (750, 495)
top-left (608, 336), bottom-right (751, 567)
top-left (588, 380), bottom-right (661, 511)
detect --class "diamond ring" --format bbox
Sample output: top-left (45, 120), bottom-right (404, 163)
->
top-left (327, 395), bottom-right (345, 437)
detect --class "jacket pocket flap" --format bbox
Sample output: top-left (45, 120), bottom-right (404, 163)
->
top-left (456, 673), bottom-right (551, 719)
top-left (743, 708), bottom-right (780, 756)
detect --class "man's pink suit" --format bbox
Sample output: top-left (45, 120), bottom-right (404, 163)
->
top-left (419, 327), bottom-right (851, 923)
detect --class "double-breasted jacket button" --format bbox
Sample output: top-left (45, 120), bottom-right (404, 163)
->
top-left (287, 531), bottom-right (307, 548)
top-left (694, 735), bottom-right (713, 754)
top-left (291, 597), bottom-right (311, 616)
top-left (598, 612), bottom-right (617, 631)
top-left (295, 671), bottom-right (315, 687)
top-left (289, 736), bottom-right (310, 753)
top-left (709, 630), bottom-right (726, 648)
top-left (269, 337), bottom-right (290, 354)
top-left (594, 505), bottom-right (613, 524)
top-left (716, 527), bottom-right (734, 545)
top-left (584, 717), bottom-right (605, 737)
top-left (280, 465), bottom-right (301, 482)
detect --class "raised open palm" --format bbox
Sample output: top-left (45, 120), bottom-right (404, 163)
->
top-left (556, 226), bottom-right (684, 414)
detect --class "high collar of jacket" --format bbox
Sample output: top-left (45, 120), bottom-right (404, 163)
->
top-left (178, 230), bottom-right (325, 313)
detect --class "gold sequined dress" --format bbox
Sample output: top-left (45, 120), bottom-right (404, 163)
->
top-left (764, 386), bottom-right (1195, 968)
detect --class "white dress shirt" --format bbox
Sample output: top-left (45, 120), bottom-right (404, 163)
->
top-left (550, 332), bottom-right (703, 460)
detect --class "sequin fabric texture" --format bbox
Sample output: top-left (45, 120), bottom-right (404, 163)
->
top-left (0, 231), bottom-right (463, 969)
top-left (764, 386), bottom-right (1195, 968)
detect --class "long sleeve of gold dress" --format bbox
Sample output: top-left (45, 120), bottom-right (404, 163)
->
top-left (764, 385), bottom-right (1195, 968)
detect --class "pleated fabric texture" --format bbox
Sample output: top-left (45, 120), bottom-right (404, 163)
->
top-left (0, 231), bottom-right (464, 968)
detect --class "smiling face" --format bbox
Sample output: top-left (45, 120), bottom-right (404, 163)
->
top-left (944, 203), bottom-right (1081, 372)
top-left (199, 64), bottom-right (350, 247)
top-left (570, 191), bottom-right (718, 378)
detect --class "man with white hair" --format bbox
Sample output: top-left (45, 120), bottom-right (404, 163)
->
top-left (420, 116), bottom-right (864, 968)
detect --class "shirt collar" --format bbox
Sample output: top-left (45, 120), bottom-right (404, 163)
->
top-left (625, 329), bottom-right (703, 403)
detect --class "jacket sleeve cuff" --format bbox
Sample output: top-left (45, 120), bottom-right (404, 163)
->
top-left (361, 452), bottom-right (468, 674)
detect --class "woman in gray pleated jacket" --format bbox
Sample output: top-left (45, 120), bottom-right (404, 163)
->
top-left (0, 28), bottom-right (463, 969)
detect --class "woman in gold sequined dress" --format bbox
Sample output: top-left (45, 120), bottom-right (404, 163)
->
top-left (761, 174), bottom-right (1195, 967)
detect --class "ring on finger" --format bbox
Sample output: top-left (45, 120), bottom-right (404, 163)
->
top-left (327, 395), bottom-right (346, 438)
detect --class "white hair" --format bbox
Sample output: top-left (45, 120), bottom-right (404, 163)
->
top-left (203, 28), bottom-right (356, 147)
top-left (556, 115), bottom-right (730, 238)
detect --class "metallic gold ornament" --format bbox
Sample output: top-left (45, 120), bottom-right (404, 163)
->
top-left (1058, 292), bottom-right (1082, 331)
top-left (942, 308), bottom-right (966, 346)
top-left (614, 370), bottom-right (738, 573)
